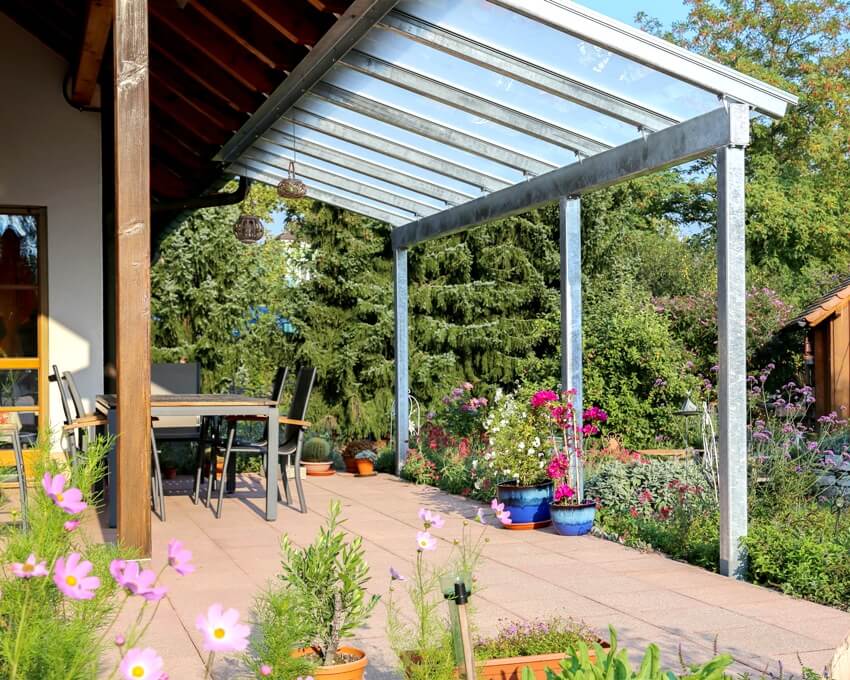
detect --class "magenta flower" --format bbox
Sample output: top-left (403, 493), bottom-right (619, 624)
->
top-left (54, 553), bottom-right (100, 600)
top-left (416, 531), bottom-right (437, 552)
top-left (110, 560), bottom-right (167, 601)
top-left (417, 508), bottom-right (445, 529)
top-left (119, 647), bottom-right (164, 680)
top-left (42, 472), bottom-right (87, 515)
top-left (260, 665), bottom-right (273, 677)
top-left (115, 634), bottom-right (126, 647)
top-left (196, 603), bottom-right (250, 653)
top-left (64, 519), bottom-right (80, 532)
top-left (554, 484), bottom-right (575, 502)
top-left (10, 553), bottom-right (48, 579)
top-left (389, 566), bottom-right (406, 581)
top-left (167, 539), bottom-right (195, 576)
top-left (530, 390), bottom-right (558, 409)
top-left (490, 499), bottom-right (512, 526)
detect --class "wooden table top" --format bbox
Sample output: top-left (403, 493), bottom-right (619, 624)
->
top-left (96, 394), bottom-right (277, 409)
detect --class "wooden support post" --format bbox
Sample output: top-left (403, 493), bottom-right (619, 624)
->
top-left (114, 0), bottom-right (151, 556)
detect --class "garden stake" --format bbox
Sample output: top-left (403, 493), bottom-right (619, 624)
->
top-left (454, 582), bottom-right (477, 680)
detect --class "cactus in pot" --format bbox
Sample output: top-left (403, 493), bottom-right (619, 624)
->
top-left (303, 436), bottom-right (334, 476)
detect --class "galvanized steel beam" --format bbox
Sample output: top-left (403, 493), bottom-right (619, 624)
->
top-left (312, 82), bottom-right (555, 176)
top-left (393, 103), bottom-right (750, 249)
top-left (490, 0), bottom-right (797, 119)
top-left (262, 128), bottom-right (475, 205)
top-left (286, 106), bottom-right (524, 189)
top-left (380, 10), bottom-right (677, 132)
top-left (341, 51), bottom-right (609, 157)
top-left (717, 143), bottom-right (749, 579)
top-left (230, 163), bottom-right (409, 226)
top-left (393, 249), bottom-right (410, 473)
top-left (216, 0), bottom-right (398, 162)
top-left (245, 145), bottom-right (439, 216)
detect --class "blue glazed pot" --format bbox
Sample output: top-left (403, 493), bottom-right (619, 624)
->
top-left (496, 481), bottom-right (553, 529)
top-left (550, 501), bottom-right (596, 536)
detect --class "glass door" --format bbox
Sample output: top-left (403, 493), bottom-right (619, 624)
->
top-left (0, 207), bottom-right (47, 448)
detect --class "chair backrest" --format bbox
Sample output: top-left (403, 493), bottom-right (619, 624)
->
top-left (270, 367), bottom-right (289, 405)
top-left (151, 362), bottom-right (201, 433)
top-left (281, 367), bottom-right (316, 445)
top-left (50, 365), bottom-right (75, 425)
top-left (62, 371), bottom-right (86, 419)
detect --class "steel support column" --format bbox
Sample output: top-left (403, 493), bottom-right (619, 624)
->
top-left (717, 144), bottom-right (748, 578)
top-left (394, 248), bottom-right (410, 474)
top-left (560, 197), bottom-right (584, 498)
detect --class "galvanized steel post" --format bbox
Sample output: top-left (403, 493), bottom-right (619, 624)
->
top-left (394, 248), bottom-right (410, 474)
top-left (560, 197), bottom-right (584, 498)
top-left (717, 143), bottom-right (748, 578)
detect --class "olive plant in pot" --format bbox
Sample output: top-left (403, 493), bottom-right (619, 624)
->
top-left (279, 500), bottom-right (379, 678)
top-left (354, 450), bottom-right (377, 476)
top-left (303, 436), bottom-right (334, 476)
top-left (485, 393), bottom-right (553, 529)
top-left (532, 390), bottom-right (607, 536)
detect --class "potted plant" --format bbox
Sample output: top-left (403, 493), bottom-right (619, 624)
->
top-left (302, 436), bottom-right (334, 476)
top-left (485, 393), bottom-right (554, 529)
top-left (354, 450), bottom-right (377, 476)
top-left (280, 500), bottom-right (379, 678)
top-left (533, 390), bottom-right (607, 536)
top-left (342, 439), bottom-right (375, 474)
top-left (158, 443), bottom-right (182, 480)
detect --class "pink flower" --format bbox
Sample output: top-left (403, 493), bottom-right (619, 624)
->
top-left (110, 560), bottom-right (167, 601)
top-left (10, 553), bottom-right (48, 579)
top-left (554, 484), bottom-right (575, 502)
top-left (54, 552), bottom-right (100, 600)
top-left (42, 472), bottom-right (87, 515)
top-left (416, 531), bottom-right (437, 552)
top-left (490, 499), bottom-right (512, 526)
top-left (196, 603), bottom-right (250, 653)
top-left (167, 539), bottom-right (195, 576)
top-left (119, 647), bottom-right (164, 680)
top-left (389, 566), bottom-right (406, 581)
top-left (463, 382), bottom-right (474, 391)
top-left (417, 508), bottom-right (445, 529)
top-left (115, 634), bottom-right (126, 646)
top-left (64, 520), bottom-right (80, 532)
top-left (260, 665), bottom-right (273, 677)
top-left (530, 390), bottom-right (558, 409)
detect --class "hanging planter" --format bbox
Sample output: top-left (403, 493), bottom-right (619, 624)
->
top-left (233, 214), bottom-right (264, 244)
top-left (277, 160), bottom-right (307, 199)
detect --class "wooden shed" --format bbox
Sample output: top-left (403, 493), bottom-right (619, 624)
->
top-left (786, 276), bottom-right (850, 417)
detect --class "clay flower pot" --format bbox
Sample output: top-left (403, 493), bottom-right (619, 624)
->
top-left (343, 456), bottom-right (359, 474)
top-left (496, 480), bottom-right (553, 530)
top-left (355, 459), bottom-right (375, 476)
top-left (304, 461), bottom-right (335, 476)
top-left (293, 646), bottom-right (368, 680)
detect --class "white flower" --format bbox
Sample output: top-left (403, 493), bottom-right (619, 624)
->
top-left (533, 437), bottom-right (541, 448)
top-left (528, 448), bottom-right (536, 456)
top-left (517, 442), bottom-right (525, 451)
top-left (472, 460), bottom-right (478, 468)
top-left (474, 481), bottom-right (481, 489)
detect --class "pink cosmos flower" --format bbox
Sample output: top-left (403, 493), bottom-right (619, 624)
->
top-left (64, 520), bottom-right (80, 532)
top-left (490, 499), bottom-right (512, 526)
top-left (115, 634), bottom-right (126, 647)
top-left (10, 553), bottom-right (49, 579)
top-left (54, 552), bottom-right (100, 600)
top-left (260, 665), bottom-right (273, 676)
top-left (119, 647), bottom-right (164, 680)
top-left (42, 472), bottom-right (88, 515)
top-left (415, 531), bottom-right (437, 552)
top-left (530, 390), bottom-right (558, 409)
top-left (389, 566), bottom-right (406, 581)
top-left (167, 539), bottom-right (195, 576)
top-left (196, 603), bottom-right (250, 653)
top-left (417, 508), bottom-right (445, 529)
top-left (554, 484), bottom-right (575, 502)
top-left (110, 560), bottom-right (167, 601)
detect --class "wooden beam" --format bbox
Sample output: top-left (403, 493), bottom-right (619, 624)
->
top-left (113, 0), bottom-right (151, 556)
top-left (307, 0), bottom-right (350, 14)
top-left (239, 0), bottom-right (330, 46)
top-left (188, 0), bottom-right (306, 71)
top-left (72, 0), bottom-right (113, 106)
top-left (149, 30), bottom-right (263, 113)
top-left (149, 1), bottom-right (279, 94)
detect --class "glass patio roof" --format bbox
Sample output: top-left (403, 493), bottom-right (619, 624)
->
top-left (225, 0), bottom-right (797, 228)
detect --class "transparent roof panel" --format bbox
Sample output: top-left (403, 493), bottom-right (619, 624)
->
top-left (294, 96), bottom-right (546, 182)
top-left (357, 27), bottom-right (639, 147)
top-left (396, 0), bottom-right (719, 121)
top-left (323, 66), bottom-right (579, 168)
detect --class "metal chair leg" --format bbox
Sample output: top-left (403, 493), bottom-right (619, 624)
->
top-left (151, 429), bottom-right (165, 522)
top-left (192, 418), bottom-right (209, 505)
top-left (281, 459), bottom-right (292, 505)
top-left (12, 431), bottom-right (28, 531)
top-left (216, 426), bottom-right (236, 519)
top-left (293, 432), bottom-right (307, 514)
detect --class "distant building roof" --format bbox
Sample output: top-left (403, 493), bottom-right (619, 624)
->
top-left (786, 275), bottom-right (850, 328)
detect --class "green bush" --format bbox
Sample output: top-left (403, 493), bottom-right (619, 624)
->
top-left (246, 587), bottom-right (317, 679)
top-left (375, 447), bottom-right (395, 473)
top-left (476, 618), bottom-right (594, 661)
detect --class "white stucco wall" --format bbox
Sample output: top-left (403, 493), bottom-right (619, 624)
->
top-left (0, 13), bottom-right (104, 438)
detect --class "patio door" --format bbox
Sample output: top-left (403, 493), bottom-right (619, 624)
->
top-left (0, 207), bottom-right (47, 447)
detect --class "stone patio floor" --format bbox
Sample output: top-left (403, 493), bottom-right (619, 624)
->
top-left (88, 472), bottom-right (849, 679)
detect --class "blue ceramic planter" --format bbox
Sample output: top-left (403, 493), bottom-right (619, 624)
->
top-left (496, 481), bottom-right (553, 529)
top-left (550, 501), bottom-right (596, 536)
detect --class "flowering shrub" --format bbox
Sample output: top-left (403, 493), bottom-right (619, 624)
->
top-left (475, 617), bottom-right (594, 661)
top-left (401, 448), bottom-right (441, 486)
top-left (436, 382), bottom-right (490, 438)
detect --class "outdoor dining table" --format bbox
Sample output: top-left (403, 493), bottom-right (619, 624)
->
top-left (96, 393), bottom-right (280, 527)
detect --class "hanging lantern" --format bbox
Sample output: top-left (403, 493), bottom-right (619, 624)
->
top-left (233, 214), bottom-right (264, 244)
top-left (276, 160), bottom-right (307, 199)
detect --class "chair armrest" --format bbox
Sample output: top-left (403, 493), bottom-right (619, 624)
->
top-left (279, 417), bottom-right (310, 428)
top-left (63, 414), bottom-right (108, 433)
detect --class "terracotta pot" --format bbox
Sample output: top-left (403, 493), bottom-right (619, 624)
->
top-left (355, 459), bottom-right (375, 476)
top-left (402, 646), bottom-right (599, 679)
top-left (293, 646), bottom-right (368, 680)
top-left (304, 461), bottom-right (335, 476)
top-left (343, 456), bottom-right (359, 474)
top-left (164, 467), bottom-right (178, 480)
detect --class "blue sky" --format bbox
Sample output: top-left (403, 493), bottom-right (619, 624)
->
top-left (584, 1), bottom-right (689, 28)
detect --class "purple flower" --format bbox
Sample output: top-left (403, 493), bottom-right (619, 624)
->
top-left (110, 560), bottom-right (167, 601)
top-left (416, 531), bottom-right (437, 552)
top-left (418, 508), bottom-right (445, 529)
top-left (389, 566), bottom-right (406, 581)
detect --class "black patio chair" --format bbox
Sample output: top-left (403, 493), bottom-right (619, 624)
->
top-left (215, 367), bottom-right (316, 518)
